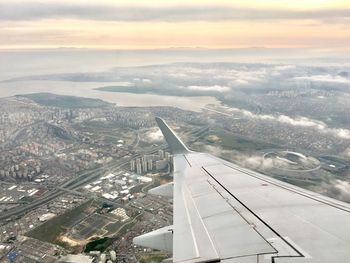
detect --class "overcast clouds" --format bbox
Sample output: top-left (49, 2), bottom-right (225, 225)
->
top-left (1, 1), bottom-right (350, 49)
top-left (1, 2), bottom-right (350, 22)
top-left (220, 107), bottom-right (350, 140)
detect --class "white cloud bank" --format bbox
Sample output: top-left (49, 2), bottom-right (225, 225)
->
top-left (294, 75), bottom-right (350, 84)
top-left (185, 85), bottom-right (231, 92)
top-left (343, 148), bottom-right (350, 158)
top-left (204, 145), bottom-right (274, 170)
top-left (146, 128), bottom-right (164, 142)
top-left (1, 3), bottom-right (350, 23)
top-left (223, 107), bottom-right (350, 139)
top-left (334, 180), bottom-right (350, 199)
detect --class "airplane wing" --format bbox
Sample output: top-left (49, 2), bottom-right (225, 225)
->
top-left (133, 118), bottom-right (350, 263)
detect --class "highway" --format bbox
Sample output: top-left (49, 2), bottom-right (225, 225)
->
top-left (0, 125), bottom-right (203, 223)
top-left (0, 146), bottom-right (165, 223)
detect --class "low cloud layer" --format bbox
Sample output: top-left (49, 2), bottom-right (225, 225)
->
top-left (1, 2), bottom-right (350, 22)
top-left (224, 107), bottom-right (350, 139)
top-left (343, 148), bottom-right (350, 158)
top-left (185, 85), bottom-right (231, 93)
top-left (295, 75), bottom-right (350, 84)
top-left (323, 180), bottom-right (350, 203)
top-left (204, 145), bottom-right (274, 170)
top-left (236, 154), bottom-right (274, 170)
top-left (145, 128), bottom-right (164, 142)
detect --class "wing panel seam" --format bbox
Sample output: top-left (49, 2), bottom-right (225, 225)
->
top-left (225, 164), bottom-right (350, 213)
top-left (202, 166), bottom-right (305, 262)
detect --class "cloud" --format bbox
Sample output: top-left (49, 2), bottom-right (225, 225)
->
top-left (185, 85), bottom-right (231, 92)
top-left (145, 128), bottom-right (164, 142)
top-left (294, 75), bottom-right (350, 84)
top-left (1, 2), bottom-right (350, 22)
top-left (203, 145), bottom-right (274, 170)
top-left (275, 115), bottom-right (350, 139)
top-left (214, 69), bottom-right (266, 86)
top-left (204, 145), bottom-right (224, 157)
top-left (217, 106), bottom-right (350, 139)
top-left (277, 115), bottom-right (325, 128)
top-left (343, 148), bottom-right (350, 158)
top-left (236, 155), bottom-right (274, 170)
top-left (322, 180), bottom-right (350, 203)
top-left (273, 65), bottom-right (297, 71)
top-left (334, 180), bottom-right (350, 194)
top-left (133, 78), bottom-right (152, 84)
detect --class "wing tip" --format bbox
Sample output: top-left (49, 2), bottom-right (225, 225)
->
top-left (155, 117), bottom-right (164, 127)
top-left (155, 117), bottom-right (190, 154)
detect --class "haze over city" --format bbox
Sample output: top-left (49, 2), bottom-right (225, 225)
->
top-left (0, 1), bottom-right (350, 263)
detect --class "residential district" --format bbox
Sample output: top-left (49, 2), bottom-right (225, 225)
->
top-left (0, 93), bottom-right (349, 263)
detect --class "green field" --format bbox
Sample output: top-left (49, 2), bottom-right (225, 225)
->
top-left (26, 199), bottom-right (96, 244)
top-left (203, 129), bottom-right (279, 152)
top-left (104, 222), bottom-right (124, 234)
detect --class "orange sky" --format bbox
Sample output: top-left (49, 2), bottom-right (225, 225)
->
top-left (0, 0), bottom-right (349, 49)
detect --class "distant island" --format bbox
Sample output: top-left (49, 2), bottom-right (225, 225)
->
top-left (16, 93), bottom-right (113, 108)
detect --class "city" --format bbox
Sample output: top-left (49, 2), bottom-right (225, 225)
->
top-left (0, 91), bottom-right (349, 262)
top-left (0, 94), bottom-right (205, 263)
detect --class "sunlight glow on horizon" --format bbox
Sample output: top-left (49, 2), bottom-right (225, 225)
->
top-left (0, 0), bottom-right (349, 50)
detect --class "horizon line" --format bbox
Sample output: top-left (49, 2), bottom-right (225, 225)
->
top-left (1, 46), bottom-right (349, 52)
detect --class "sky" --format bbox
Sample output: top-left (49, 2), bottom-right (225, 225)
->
top-left (0, 0), bottom-right (350, 49)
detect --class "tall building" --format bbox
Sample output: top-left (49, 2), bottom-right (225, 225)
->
top-left (142, 159), bottom-right (148, 173)
top-left (136, 158), bottom-right (141, 167)
top-left (130, 160), bottom-right (135, 171)
top-left (165, 152), bottom-right (171, 161)
top-left (144, 154), bottom-right (160, 161)
top-left (136, 158), bottom-right (142, 174)
top-left (147, 159), bottom-right (153, 171)
top-left (136, 162), bottom-right (142, 175)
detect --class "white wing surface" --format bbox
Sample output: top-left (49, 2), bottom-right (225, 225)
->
top-left (134, 118), bottom-right (350, 263)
